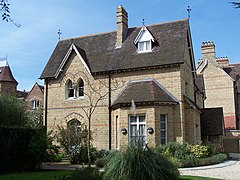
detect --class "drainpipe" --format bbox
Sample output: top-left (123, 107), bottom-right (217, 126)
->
top-left (44, 79), bottom-right (49, 133)
top-left (108, 73), bottom-right (112, 150)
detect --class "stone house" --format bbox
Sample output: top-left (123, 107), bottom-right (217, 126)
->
top-left (40, 6), bottom-right (204, 150)
top-left (197, 42), bottom-right (240, 152)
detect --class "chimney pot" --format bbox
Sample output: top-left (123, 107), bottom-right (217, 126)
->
top-left (116, 5), bottom-right (128, 48)
top-left (201, 41), bottom-right (216, 61)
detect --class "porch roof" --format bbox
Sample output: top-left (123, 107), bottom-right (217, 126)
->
top-left (112, 79), bottom-right (178, 109)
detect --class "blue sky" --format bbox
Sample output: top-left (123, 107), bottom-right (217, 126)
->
top-left (0, 0), bottom-right (239, 90)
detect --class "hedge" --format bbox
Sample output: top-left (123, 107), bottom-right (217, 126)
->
top-left (0, 127), bottom-right (46, 173)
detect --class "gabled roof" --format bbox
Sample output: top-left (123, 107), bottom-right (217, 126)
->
top-left (201, 107), bottom-right (224, 136)
top-left (134, 26), bottom-right (155, 44)
top-left (0, 60), bottom-right (18, 84)
top-left (25, 82), bottom-right (44, 100)
top-left (40, 19), bottom-right (189, 79)
top-left (112, 79), bottom-right (179, 108)
top-left (223, 64), bottom-right (240, 93)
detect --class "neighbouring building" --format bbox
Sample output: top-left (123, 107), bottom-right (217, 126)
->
top-left (197, 41), bottom-right (240, 152)
top-left (25, 82), bottom-right (44, 110)
top-left (200, 107), bottom-right (224, 151)
top-left (40, 6), bottom-right (204, 150)
top-left (0, 58), bottom-right (18, 96)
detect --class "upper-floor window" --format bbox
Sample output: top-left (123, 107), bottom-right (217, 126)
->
top-left (32, 99), bottom-right (40, 109)
top-left (67, 80), bottom-right (74, 98)
top-left (77, 78), bottom-right (84, 97)
top-left (134, 26), bottom-right (155, 53)
top-left (138, 41), bottom-right (151, 52)
top-left (66, 78), bottom-right (84, 99)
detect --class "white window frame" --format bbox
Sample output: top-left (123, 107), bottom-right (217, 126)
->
top-left (160, 114), bottom-right (167, 144)
top-left (128, 114), bottom-right (146, 147)
top-left (32, 99), bottom-right (40, 109)
top-left (138, 40), bottom-right (152, 53)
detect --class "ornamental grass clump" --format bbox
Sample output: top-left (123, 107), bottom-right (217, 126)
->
top-left (103, 144), bottom-right (179, 180)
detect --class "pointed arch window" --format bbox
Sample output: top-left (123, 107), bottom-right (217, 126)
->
top-left (67, 80), bottom-right (74, 98)
top-left (77, 78), bottom-right (84, 97)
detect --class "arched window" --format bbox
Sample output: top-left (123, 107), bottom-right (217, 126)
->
top-left (77, 78), bottom-right (84, 97)
top-left (67, 119), bottom-right (81, 146)
top-left (67, 80), bottom-right (74, 98)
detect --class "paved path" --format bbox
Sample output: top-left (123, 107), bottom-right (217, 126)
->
top-left (180, 160), bottom-right (240, 180)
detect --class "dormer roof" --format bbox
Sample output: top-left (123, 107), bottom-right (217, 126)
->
top-left (134, 26), bottom-right (155, 44)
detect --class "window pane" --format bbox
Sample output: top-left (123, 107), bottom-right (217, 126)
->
top-left (139, 116), bottom-right (145, 123)
top-left (69, 88), bottom-right (74, 97)
top-left (130, 116), bottom-right (137, 123)
top-left (78, 79), bottom-right (84, 97)
top-left (146, 41), bottom-right (151, 50)
top-left (138, 42), bottom-right (144, 51)
top-left (160, 115), bottom-right (166, 122)
top-left (130, 125), bottom-right (137, 136)
top-left (139, 124), bottom-right (146, 136)
top-left (160, 122), bottom-right (166, 130)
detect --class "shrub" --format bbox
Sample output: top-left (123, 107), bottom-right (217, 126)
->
top-left (155, 142), bottom-right (191, 160)
top-left (27, 128), bottom-right (47, 169)
top-left (103, 145), bottom-right (179, 180)
top-left (189, 144), bottom-right (213, 158)
top-left (0, 127), bottom-right (46, 173)
top-left (95, 157), bottom-right (109, 168)
top-left (91, 149), bottom-right (109, 162)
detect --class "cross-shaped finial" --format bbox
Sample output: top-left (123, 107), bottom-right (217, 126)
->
top-left (187, 5), bottom-right (192, 19)
top-left (142, 19), bottom-right (145, 26)
top-left (57, 29), bottom-right (62, 40)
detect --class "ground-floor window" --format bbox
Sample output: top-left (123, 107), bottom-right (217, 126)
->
top-left (129, 114), bottom-right (146, 147)
top-left (160, 114), bottom-right (167, 144)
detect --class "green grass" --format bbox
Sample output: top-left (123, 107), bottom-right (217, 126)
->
top-left (0, 171), bottom-right (219, 180)
top-left (0, 170), bottom-right (73, 180)
top-left (180, 176), bottom-right (220, 180)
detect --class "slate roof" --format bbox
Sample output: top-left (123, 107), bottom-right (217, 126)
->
top-left (40, 19), bottom-right (189, 79)
top-left (223, 64), bottom-right (240, 93)
top-left (201, 107), bottom-right (224, 136)
top-left (0, 62), bottom-right (18, 84)
top-left (111, 79), bottom-right (178, 108)
top-left (195, 74), bottom-right (206, 96)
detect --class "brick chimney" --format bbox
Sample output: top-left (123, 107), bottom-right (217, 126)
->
top-left (201, 41), bottom-right (216, 61)
top-left (116, 5), bottom-right (128, 48)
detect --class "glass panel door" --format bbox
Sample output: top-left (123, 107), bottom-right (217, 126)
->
top-left (129, 114), bottom-right (146, 147)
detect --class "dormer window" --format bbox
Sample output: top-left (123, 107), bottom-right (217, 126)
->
top-left (134, 26), bottom-right (155, 53)
top-left (138, 41), bottom-right (151, 52)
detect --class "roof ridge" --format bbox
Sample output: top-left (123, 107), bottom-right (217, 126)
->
top-left (60, 18), bottom-right (188, 41)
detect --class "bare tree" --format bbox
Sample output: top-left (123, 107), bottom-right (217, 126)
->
top-left (81, 74), bottom-right (125, 167)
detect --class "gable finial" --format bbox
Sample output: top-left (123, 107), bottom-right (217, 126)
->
top-left (57, 29), bottom-right (62, 41)
top-left (187, 5), bottom-right (192, 19)
top-left (142, 19), bottom-right (145, 26)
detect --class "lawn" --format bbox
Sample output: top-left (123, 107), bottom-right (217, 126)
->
top-left (0, 171), bottom-right (219, 180)
top-left (0, 170), bottom-right (73, 180)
